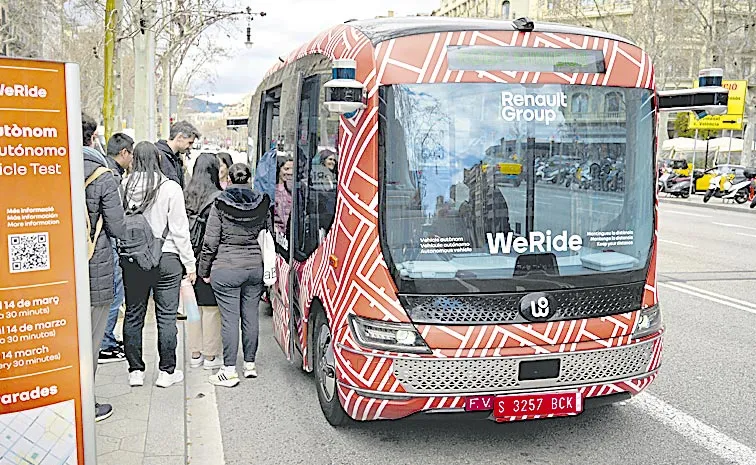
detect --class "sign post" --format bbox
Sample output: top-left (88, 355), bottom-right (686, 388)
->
top-left (0, 58), bottom-right (95, 464)
top-left (689, 130), bottom-right (699, 198)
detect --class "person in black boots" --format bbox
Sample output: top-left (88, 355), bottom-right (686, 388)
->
top-left (199, 164), bottom-right (271, 387)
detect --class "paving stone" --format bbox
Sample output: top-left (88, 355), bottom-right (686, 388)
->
top-left (96, 435), bottom-right (120, 456)
top-left (95, 374), bottom-right (116, 387)
top-left (119, 432), bottom-right (147, 453)
top-left (96, 450), bottom-right (144, 465)
top-left (97, 418), bottom-right (148, 439)
top-left (97, 381), bottom-right (134, 399)
top-left (143, 456), bottom-right (184, 465)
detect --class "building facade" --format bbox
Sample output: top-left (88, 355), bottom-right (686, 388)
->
top-left (433, 0), bottom-right (755, 141)
top-left (433, 0), bottom-right (536, 20)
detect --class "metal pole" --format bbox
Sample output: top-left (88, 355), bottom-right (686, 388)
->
top-left (727, 129), bottom-right (733, 165)
top-left (689, 129), bottom-right (699, 198)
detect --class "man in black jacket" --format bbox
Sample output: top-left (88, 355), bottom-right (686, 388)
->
top-left (105, 132), bottom-right (133, 185)
top-left (156, 120), bottom-right (200, 188)
top-left (82, 114), bottom-right (125, 422)
top-left (97, 133), bottom-right (134, 365)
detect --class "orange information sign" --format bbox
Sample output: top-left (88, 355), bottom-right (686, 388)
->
top-left (0, 58), bottom-right (92, 464)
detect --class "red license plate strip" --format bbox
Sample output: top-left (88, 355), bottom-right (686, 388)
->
top-left (493, 391), bottom-right (582, 419)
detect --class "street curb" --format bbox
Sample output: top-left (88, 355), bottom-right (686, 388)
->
top-left (183, 321), bottom-right (226, 465)
top-left (658, 196), bottom-right (755, 214)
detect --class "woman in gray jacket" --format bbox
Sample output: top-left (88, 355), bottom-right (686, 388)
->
top-left (121, 142), bottom-right (196, 389)
top-left (199, 163), bottom-right (270, 387)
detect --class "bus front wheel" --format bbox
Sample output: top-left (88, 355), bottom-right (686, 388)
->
top-left (314, 309), bottom-right (348, 426)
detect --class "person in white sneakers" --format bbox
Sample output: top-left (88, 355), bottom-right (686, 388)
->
top-left (184, 154), bottom-right (224, 371)
top-left (199, 164), bottom-right (270, 387)
top-left (121, 142), bottom-right (196, 388)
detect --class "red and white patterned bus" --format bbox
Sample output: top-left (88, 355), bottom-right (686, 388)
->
top-left (247, 17), bottom-right (724, 425)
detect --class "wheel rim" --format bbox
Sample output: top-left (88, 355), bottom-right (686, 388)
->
top-left (317, 324), bottom-right (336, 402)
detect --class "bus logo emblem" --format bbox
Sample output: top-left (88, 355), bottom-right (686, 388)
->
top-left (520, 293), bottom-right (556, 322)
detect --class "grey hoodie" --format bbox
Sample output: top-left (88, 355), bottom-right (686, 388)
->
top-left (122, 172), bottom-right (196, 274)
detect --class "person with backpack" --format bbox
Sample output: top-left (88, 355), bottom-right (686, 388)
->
top-left (121, 141), bottom-right (196, 388)
top-left (184, 153), bottom-right (223, 371)
top-left (199, 164), bottom-right (271, 387)
top-left (82, 113), bottom-right (125, 421)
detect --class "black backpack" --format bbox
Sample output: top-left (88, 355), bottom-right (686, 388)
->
top-left (118, 182), bottom-right (168, 271)
top-left (188, 193), bottom-right (220, 258)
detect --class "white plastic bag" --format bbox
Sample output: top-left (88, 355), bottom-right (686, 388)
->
top-left (257, 229), bottom-right (276, 286)
top-left (180, 277), bottom-right (200, 322)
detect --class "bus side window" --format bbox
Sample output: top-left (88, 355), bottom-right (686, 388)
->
top-left (294, 73), bottom-right (339, 260)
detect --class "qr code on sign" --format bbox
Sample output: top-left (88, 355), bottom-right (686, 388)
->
top-left (8, 232), bottom-right (50, 273)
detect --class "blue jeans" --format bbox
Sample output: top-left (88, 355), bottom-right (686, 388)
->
top-left (101, 244), bottom-right (124, 351)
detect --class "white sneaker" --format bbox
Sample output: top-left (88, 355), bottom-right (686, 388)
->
top-left (190, 354), bottom-right (204, 368)
top-left (203, 357), bottom-right (223, 370)
top-left (155, 370), bottom-right (184, 388)
top-left (243, 362), bottom-right (257, 379)
top-left (209, 368), bottom-right (240, 387)
top-left (128, 371), bottom-right (145, 387)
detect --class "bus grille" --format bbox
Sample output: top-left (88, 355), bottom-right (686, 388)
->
top-left (402, 283), bottom-right (644, 325)
top-left (392, 340), bottom-right (654, 394)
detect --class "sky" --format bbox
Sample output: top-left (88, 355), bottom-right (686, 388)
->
top-left (190, 0), bottom-right (441, 105)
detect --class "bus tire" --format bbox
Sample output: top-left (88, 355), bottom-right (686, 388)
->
top-left (313, 309), bottom-right (348, 426)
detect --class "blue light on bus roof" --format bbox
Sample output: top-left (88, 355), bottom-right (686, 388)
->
top-left (333, 68), bottom-right (356, 80)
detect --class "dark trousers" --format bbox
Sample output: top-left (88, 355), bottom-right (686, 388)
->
top-left (91, 304), bottom-right (110, 380)
top-left (122, 253), bottom-right (183, 374)
top-left (211, 267), bottom-right (263, 367)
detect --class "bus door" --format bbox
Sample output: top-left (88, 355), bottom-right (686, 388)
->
top-left (284, 71), bottom-right (340, 366)
top-left (268, 75), bottom-right (302, 361)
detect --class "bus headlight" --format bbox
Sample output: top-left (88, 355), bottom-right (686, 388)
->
top-left (632, 305), bottom-right (663, 339)
top-left (349, 316), bottom-right (431, 353)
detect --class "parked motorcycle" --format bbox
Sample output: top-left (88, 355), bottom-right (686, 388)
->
top-left (666, 177), bottom-right (692, 198)
top-left (703, 173), bottom-right (750, 204)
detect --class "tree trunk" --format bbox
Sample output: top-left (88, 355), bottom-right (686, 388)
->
top-left (161, 59), bottom-right (171, 139)
top-left (132, 0), bottom-right (157, 142)
top-left (102, 0), bottom-right (117, 140)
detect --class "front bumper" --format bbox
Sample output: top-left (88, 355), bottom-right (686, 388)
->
top-left (335, 334), bottom-right (663, 421)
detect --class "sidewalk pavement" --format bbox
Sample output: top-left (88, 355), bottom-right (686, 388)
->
top-left (658, 193), bottom-right (756, 214)
top-left (93, 302), bottom-right (225, 465)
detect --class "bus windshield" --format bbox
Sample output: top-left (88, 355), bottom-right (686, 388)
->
top-left (380, 83), bottom-right (655, 292)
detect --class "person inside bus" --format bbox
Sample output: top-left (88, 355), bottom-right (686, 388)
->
top-left (310, 149), bottom-right (338, 242)
top-left (274, 156), bottom-right (294, 239)
top-left (216, 152), bottom-right (233, 189)
top-left (199, 163), bottom-right (271, 387)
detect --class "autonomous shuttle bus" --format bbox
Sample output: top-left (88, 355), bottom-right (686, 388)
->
top-left (247, 17), bottom-right (726, 425)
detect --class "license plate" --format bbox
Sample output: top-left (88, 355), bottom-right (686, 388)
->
top-left (493, 391), bottom-right (582, 419)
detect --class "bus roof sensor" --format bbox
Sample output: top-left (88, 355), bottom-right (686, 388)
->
top-left (513, 17), bottom-right (535, 32)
